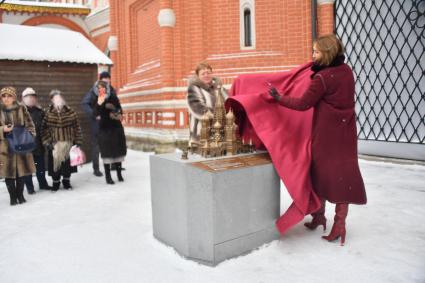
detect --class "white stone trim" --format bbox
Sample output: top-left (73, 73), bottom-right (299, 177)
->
top-left (162, 112), bottom-right (176, 118)
top-left (91, 25), bottom-right (110, 37)
top-left (119, 87), bottom-right (187, 98)
top-left (179, 112), bottom-right (185, 127)
top-left (121, 99), bottom-right (187, 110)
top-left (125, 127), bottom-right (189, 141)
top-left (85, 5), bottom-right (110, 31)
top-left (240, 0), bottom-right (256, 50)
top-left (161, 120), bottom-right (176, 126)
top-left (134, 59), bottom-right (161, 74)
top-left (157, 9), bottom-right (176, 28)
top-left (207, 51), bottom-right (281, 60)
top-left (317, 0), bottom-right (335, 5)
top-left (213, 65), bottom-right (299, 72)
top-left (108, 35), bottom-right (118, 51)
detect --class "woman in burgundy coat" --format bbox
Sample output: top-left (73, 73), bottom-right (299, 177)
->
top-left (268, 34), bottom-right (367, 245)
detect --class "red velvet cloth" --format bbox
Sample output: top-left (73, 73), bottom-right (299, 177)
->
top-left (225, 63), bottom-right (321, 235)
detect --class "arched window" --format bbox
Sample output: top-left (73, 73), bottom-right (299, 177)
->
top-left (240, 0), bottom-right (256, 49)
top-left (244, 8), bottom-right (252, 47)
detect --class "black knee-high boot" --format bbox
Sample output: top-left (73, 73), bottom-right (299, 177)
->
top-left (5, 178), bottom-right (18, 206)
top-left (16, 177), bottom-right (26, 204)
top-left (104, 164), bottom-right (114, 185)
top-left (115, 162), bottom-right (124, 182)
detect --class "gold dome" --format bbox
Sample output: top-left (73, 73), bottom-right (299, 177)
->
top-left (214, 121), bottom-right (222, 128)
top-left (226, 108), bottom-right (235, 120)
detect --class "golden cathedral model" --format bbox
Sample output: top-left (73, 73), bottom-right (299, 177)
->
top-left (188, 86), bottom-right (255, 158)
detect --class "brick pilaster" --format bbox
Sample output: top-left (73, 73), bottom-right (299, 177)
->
top-left (317, 0), bottom-right (335, 36)
top-left (158, 0), bottom-right (175, 87)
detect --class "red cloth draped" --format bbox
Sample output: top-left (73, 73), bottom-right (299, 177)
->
top-left (225, 63), bottom-right (321, 235)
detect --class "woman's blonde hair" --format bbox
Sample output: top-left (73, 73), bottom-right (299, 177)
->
top-left (314, 34), bottom-right (345, 66)
top-left (195, 62), bottom-right (212, 75)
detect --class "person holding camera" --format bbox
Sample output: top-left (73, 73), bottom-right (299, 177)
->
top-left (0, 86), bottom-right (36, 205)
top-left (93, 80), bottom-right (126, 185)
top-left (81, 71), bottom-right (118, 177)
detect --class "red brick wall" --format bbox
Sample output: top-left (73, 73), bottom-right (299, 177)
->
top-left (109, 0), bottom-right (335, 137)
top-left (318, 2), bottom-right (334, 35)
top-left (91, 31), bottom-right (109, 53)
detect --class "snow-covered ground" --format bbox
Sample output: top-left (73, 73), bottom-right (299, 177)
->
top-left (0, 150), bottom-right (424, 283)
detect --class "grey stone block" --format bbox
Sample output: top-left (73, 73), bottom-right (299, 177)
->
top-left (150, 152), bottom-right (280, 266)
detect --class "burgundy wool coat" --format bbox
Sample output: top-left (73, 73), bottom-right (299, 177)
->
top-left (279, 63), bottom-right (367, 204)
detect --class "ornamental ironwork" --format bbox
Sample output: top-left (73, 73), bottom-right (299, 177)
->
top-left (334, 0), bottom-right (425, 144)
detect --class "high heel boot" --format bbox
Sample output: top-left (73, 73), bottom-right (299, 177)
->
top-left (322, 203), bottom-right (349, 246)
top-left (304, 199), bottom-right (326, 231)
top-left (116, 162), bottom-right (124, 182)
top-left (5, 179), bottom-right (18, 206)
top-left (104, 164), bottom-right (114, 185)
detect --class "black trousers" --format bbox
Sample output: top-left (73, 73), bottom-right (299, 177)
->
top-left (51, 158), bottom-right (72, 181)
top-left (24, 153), bottom-right (49, 192)
top-left (91, 133), bottom-right (100, 172)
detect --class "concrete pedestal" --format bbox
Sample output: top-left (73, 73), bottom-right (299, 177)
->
top-left (150, 152), bottom-right (280, 266)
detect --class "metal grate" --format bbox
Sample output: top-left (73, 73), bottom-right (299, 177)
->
top-left (334, 0), bottom-right (425, 144)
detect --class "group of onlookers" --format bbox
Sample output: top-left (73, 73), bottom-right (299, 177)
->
top-left (1, 71), bottom-right (127, 206)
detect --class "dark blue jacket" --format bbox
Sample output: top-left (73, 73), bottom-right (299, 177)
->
top-left (81, 82), bottom-right (117, 136)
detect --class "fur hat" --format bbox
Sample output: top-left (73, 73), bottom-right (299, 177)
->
top-left (0, 86), bottom-right (17, 98)
top-left (22, 87), bottom-right (37, 97)
top-left (99, 71), bottom-right (111, 80)
top-left (49, 89), bottom-right (61, 99)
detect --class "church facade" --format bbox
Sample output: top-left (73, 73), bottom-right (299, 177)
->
top-left (108, 0), bottom-right (335, 149)
top-left (0, 0), bottom-right (335, 150)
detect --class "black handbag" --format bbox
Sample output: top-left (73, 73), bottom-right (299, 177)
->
top-left (6, 126), bottom-right (36, 154)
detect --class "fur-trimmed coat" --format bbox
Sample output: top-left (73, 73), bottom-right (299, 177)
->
top-left (41, 105), bottom-right (83, 147)
top-left (186, 76), bottom-right (228, 143)
top-left (0, 102), bottom-right (36, 178)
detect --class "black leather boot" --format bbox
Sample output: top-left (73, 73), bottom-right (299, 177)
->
top-left (16, 177), bottom-right (26, 204)
top-left (52, 180), bottom-right (60, 191)
top-left (104, 164), bottom-right (114, 184)
top-left (62, 178), bottom-right (72, 190)
top-left (115, 162), bottom-right (124, 182)
top-left (5, 179), bottom-right (18, 206)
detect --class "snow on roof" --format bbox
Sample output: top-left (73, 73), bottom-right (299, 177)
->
top-left (0, 24), bottom-right (113, 65)
top-left (2, 0), bottom-right (89, 11)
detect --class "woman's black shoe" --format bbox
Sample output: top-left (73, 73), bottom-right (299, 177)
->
top-left (62, 179), bottom-right (72, 190)
top-left (17, 196), bottom-right (26, 204)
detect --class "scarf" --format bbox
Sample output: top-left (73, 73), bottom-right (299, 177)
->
top-left (310, 55), bottom-right (346, 78)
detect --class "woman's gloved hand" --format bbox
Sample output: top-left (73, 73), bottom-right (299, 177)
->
top-left (105, 103), bottom-right (116, 111)
top-left (268, 87), bottom-right (282, 102)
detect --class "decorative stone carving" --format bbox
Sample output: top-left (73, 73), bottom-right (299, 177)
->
top-left (157, 8), bottom-right (176, 28)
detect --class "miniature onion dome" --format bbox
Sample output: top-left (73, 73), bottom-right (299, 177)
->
top-left (226, 108), bottom-right (235, 120)
top-left (214, 121), bottom-right (221, 129)
top-left (206, 110), bottom-right (214, 119)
